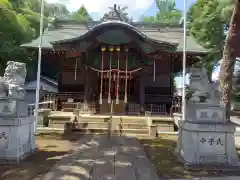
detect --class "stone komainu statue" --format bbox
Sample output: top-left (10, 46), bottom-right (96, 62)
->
top-left (0, 61), bottom-right (26, 99)
top-left (188, 67), bottom-right (222, 104)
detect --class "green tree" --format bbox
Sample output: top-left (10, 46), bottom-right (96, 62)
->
top-left (0, 0), bottom-right (69, 76)
top-left (0, 0), bottom-right (35, 73)
top-left (187, 0), bottom-right (232, 78)
top-left (70, 5), bottom-right (92, 22)
top-left (140, 0), bottom-right (182, 24)
top-left (139, 15), bottom-right (156, 23)
top-left (188, 0), bottom-right (240, 119)
top-left (155, 0), bottom-right (182, 23)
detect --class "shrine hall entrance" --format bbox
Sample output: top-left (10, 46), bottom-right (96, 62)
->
top-left (97, 71), bottom-right (139, 114)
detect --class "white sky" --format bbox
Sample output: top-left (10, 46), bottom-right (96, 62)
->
top-left (47, 0), bottom-right (154, 17)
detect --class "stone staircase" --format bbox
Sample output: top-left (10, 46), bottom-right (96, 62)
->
top-left (68, 115), bottom-right (149, 137)
top-left (48, 111), bottom-right (73, 128)
top-left (46, 112), bottom-right (174, 137)
top-left (119, 117), bottom-right (149, 137)
top-left (73, 116), bottom-right (110, 134)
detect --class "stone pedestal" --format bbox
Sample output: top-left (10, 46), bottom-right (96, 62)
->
top-left (177, 103), bottom-right (239, 168)
top-left (0, 116), bottom-right (36, 163)
top-left (0, 61), bottom-right (36, 163)
top-left (0, 98), bottom-right (28, 117)
top-left (0, 99), bottom-right (35, 164)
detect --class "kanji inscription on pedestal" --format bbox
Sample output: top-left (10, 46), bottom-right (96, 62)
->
top-left (0, 130), bottom-right (8, 149)
top-left (199, 133), bottom-right (225, 154)
top-left (196, 109), bottom-right (223, 121)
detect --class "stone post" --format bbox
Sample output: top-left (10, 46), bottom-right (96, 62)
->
top-left (176, 67), bottom-right (239, 169)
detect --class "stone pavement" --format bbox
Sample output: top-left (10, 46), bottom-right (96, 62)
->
top-left (42, 135), bottom-right (160, 180)
top-left (174, 177), bottom-right (240, 180)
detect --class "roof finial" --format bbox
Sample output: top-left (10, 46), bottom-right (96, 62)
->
top-left (113, 4), bottom-right (123, 21)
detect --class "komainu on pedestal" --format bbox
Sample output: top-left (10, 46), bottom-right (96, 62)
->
top-left (176, 67), bottom-right (239, 169)
top-left (0, 61), bottom-right (36, 164)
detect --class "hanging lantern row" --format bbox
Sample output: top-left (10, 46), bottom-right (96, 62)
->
top-left (101, 46), bottom-right (128, 52)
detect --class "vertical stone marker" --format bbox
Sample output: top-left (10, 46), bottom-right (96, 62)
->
top-left (176, 67), bottom-right (239, 169)
top-left (0, 61), bottom-right (36, 164)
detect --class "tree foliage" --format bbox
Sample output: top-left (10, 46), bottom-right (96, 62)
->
top-left (70, 5), bottom-right (92, 22)
top-left (187, 0), bottom-right (234, 77)
top-left (156, 0), bottom-right (182, 23)
top-left (140, 0), bottom-right (182, 24)
top-left (0, 0), bottom-right (70, 77)
top-left (0, 0), bottom-right (34, 72)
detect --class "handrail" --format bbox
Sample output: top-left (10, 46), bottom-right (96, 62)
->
top-left (28, 101), bottom-right (54, 106)
top-left (28, 101), bottom-right (55, 116)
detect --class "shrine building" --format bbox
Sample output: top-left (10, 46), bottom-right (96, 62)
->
top-left (21, 8), bottom-right (208, 115)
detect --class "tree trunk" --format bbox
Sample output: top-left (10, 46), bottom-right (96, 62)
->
top-left (220, 0), bottom-right (240, 120)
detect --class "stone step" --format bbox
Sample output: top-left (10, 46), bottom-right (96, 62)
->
top-left (72, 128), bottom-right (120, 135)
top-left (62, 108), bottom-right (74, 112)
top-left (77, 117), bottom-right (109, 123)
top-left (49, 120), bottom-right (69, 128)
top-left (36, 127), bottom-right (64, 134)
top-left (71, 127), bottom-right (148, 136)
top-left (121, 118), bottom-right (146, 124)
top-left (157, 124), bottom-right (174, 132)
top-left (121, 123), bottom-right (148, 129)
top-left (120, 128), bottom-right (149, 135)
top-left (123, 133), bottom-right (150, 137)
top-left (153, 119), bottom-right (175, 132)
top-left (48, 111), bottom-right (73, 119)
top-left (74, 122), bottom-right (109, 129)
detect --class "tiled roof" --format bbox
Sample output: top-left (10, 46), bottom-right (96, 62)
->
top-left (21, 20), bottom-right (208, 53)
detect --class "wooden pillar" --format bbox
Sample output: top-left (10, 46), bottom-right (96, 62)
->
top-left (140, 75), bottom-right (145, 111)
top-left (58, 54), bottom-right (64, 92)
top-left (84, 65), bottom-right (89, 103)
top-left (169, 54), bottom-right (173, 94)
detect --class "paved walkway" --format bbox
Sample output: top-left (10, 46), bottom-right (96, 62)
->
top-left (42, 135), bottom-right (160, 180)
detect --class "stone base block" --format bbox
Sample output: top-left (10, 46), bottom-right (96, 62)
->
top-left (186, 103), bottom-right (228, 124)
top-left (176, 121), bottom-right (239, 168)
top-left (0, 116), bottom-right (36, 164)
top-left (0, 99), bottom-right (28, 117)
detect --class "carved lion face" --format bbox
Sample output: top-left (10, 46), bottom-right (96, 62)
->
top-left (3, 61), bottom-right (26, 85)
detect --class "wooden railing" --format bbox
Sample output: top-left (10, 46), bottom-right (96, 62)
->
top-left (126, 103), bottom-right (167, 115)
top-left (43, 92), bottom-right (85, 111)
top-left (127, 103), bottom-right (141, 115)
top-left (144, 104), bottom-right (167, 115)
top-left (42, 92), bottom-right (170, 115)
top-left (145, 94), bottom-right (172, 103)
top-left (57, 92), bottom-right (84, 101)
